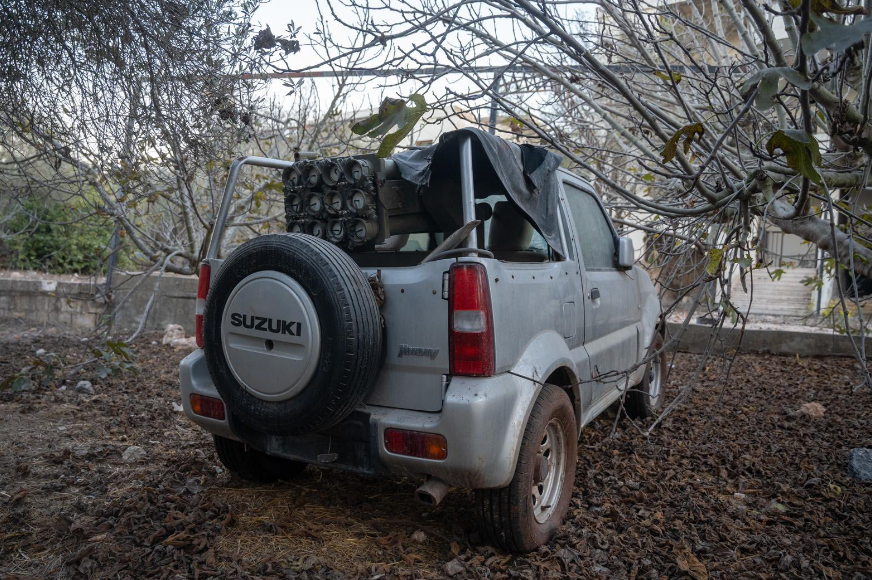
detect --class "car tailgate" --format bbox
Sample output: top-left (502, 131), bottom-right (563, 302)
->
top-left (360, 261), bottom-right (449, 412)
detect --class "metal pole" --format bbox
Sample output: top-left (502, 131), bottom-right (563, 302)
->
top-left (488, 74), bottom-right (501, 135)
top-left (205, 156), bottom-right (300, 261)
top-left (816, 247), bottom-right (824, 314)
top-left (238, 64), bottom-right (720, 82)
top-left (105, 226), bottom-right (120, 295)
top-left (458, 135), bottom-right (478, 250)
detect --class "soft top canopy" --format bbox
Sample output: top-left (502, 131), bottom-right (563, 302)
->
top-left (391, 127), bottom-right (566, 257)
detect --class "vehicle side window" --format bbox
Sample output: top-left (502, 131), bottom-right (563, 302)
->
top-left (563, 183), bottom-right (616, 270)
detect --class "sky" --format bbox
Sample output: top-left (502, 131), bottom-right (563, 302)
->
top-left (248, 0), bottom-right (517, 114)
top-left (246, 0), bottom-right (595, 128)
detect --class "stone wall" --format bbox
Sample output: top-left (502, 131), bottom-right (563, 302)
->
top-left (0, 275), bottom-right (107, 330)
top-left (0, 271), bottom-right (197, 334)
top-left (1, 270), bottom-right (869, 358)
top-left (110, 273), bottom-right (198, 334)
top-left (665, 322), bottom-right (870, 357)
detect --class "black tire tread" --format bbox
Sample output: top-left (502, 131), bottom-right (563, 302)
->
top-left (626, 332), bottom-right (665, 420)
top-left (288, 235), bottom-right (380, 431)
top-left (213, 435), bottom-right (306, 483)
top-left (475, 385), bottom-right (576, 552)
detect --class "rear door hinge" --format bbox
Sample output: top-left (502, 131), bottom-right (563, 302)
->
top-left (441, 271), bottom-right (450, 300)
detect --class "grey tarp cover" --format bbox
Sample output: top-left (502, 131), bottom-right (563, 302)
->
top-left (391, 127), bottom-right (566, 256)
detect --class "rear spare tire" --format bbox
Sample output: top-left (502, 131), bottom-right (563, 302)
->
top-left (203, 233), bottom-right (382, 435)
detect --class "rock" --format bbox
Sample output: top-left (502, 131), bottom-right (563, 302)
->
top-left (848, 448), bottom-right (872, 482)
top-left (75, 381), bottom-right (95, 395)
top-left (444, 559), bottom-right (465, 576)
top-left (169, 336), bottom-right (197, 351)
top-left (35, 349), bottom-right (46, 356)
top-left (411, 530), bottom-right (427, 543)
top-left (172, 401), bottom-right (184, 412)
top-left (122, 445), bottom-right (147, 462)
top-left (793, 402), bottom-right (825, 418)
top-left (764, 500), bottom-right (789, 514)
top-left (162, 324), bottom-right (186, 345)
top-left (158, 324), bottom-right (197, 351)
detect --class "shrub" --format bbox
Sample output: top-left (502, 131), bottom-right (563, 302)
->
top-left (5, 201), bottom-right (115, 275)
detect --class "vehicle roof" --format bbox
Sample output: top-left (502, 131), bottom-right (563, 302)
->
top-left (556, 167), bottom-right (597, 189)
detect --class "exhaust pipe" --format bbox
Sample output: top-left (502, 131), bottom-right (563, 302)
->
top-left (415, 478), bottom-right (449, 507)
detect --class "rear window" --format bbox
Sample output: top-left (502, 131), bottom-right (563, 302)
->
top-left (398, 233), bottom-right (441, 252)
top-left (479, 194), bottom-right (554, 262)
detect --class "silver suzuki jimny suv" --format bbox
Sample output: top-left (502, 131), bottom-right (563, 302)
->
top-left (180, 128), bottom-right (664, 552)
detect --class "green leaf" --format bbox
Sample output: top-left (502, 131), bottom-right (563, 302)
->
top-left (1, 373), bottom-right (31, 392)
top-left (350, 95), bottom-right (428, 158)
top-left (11, 375), bottom-right (30, 391)
top-left (789, 0), bottom-right (867, 15)
top-left (770, 268), bottom-right (785, 281)
top-left (706, 248), bottom-right (724, 276)
top-left (654, 70), bottom-right (682, 84)
top-left (802, 13), bottom-right (872, 54)
top-left (641, 173), bottom-right (655, 182)
top-left (105, 340), bottom-right (135, 362)
top-left (741, 67), bottom-right (812, 111)
top-left (723, 300), bottom-right (738, 325)
top-left (661, 123), bottom-right (705, 163)
top-left (0, 375), bottom-right (14, 390)
top-left (802, 275), bottom-right (824, 289)
top-left (765, 130), bottom-right (822, 184)
top-left (377, 95), bottom-right (427, 158)
top-left (730, 256), bottom-right (753, 268)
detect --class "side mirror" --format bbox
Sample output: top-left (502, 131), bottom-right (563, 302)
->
top-left (617, 236), bottom-right (634, 269)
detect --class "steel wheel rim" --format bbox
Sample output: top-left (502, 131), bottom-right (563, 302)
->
top-left (648, 356), bottom-right (662, 404)
top-left (531, 418), bottom-right (567, 524)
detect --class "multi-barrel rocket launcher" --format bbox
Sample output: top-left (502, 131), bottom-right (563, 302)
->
top-left (282, 154), bottom-right (436, 249)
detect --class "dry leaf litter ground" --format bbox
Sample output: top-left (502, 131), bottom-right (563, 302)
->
top-left (1, 326), bottom-right (870, 579)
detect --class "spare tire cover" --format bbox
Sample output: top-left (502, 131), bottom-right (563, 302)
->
top-left (202, 233), bottom-right (382, 435)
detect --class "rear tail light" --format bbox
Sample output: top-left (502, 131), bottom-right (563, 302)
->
top-left (189, 393), bottom-right (225, 420)
top-left (195, 262), bottom-right (211, 348)
top-left (384, 428), bottom-right (447, 460)
top-left (448, 263), bottom-right (495, 376)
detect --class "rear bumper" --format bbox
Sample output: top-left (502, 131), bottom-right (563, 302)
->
top-left (180, 349), bottom-right (540, 488)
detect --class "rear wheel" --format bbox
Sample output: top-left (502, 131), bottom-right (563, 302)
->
top-left (626, 332), bottom-right (666, 419)
top-left (213, 435), bottom-right (306, 483)
top-left (475, 385), bottom-right (577, 552)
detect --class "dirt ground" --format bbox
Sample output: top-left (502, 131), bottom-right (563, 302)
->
top-left (1, 326), bottom-right (871, 580)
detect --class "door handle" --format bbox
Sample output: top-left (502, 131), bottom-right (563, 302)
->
top-left (590, 288), bottom-right (600, 300)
